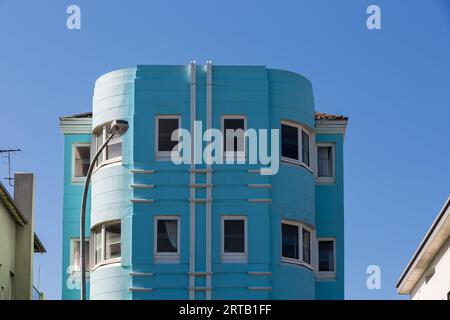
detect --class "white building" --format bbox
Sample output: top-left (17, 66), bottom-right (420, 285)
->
top-left (397, 197), bottom-right (450, 300)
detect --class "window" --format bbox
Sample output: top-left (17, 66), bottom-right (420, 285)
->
top-left (154, 216), bottom-right (180, 261)
top-left (302, 228), bottom-right (311, 265)
top-left (155, 115), bottom-right (181, 159)
top-left (94, 227), bottom-right (102, 266)
top-left (281, 124), bottom-right (298, 160)
top-left (92, 221), bottom-right (121, 268)
top-left (222, 115), bottom-right (246, 158)
top-left (317, 144), bottom-right (335, 181)
top-left (105, 223), bottom-right (121, 260)
top-left (70, 239), bottom-right (90, 273)
top-left (73, 143), bottom-right (90, 181)
top-left (222, 216), bottom-right (247, 261)
top-left (301, 131), bottom-right (310, 166)
top-left (318, 239), bottom-right (336, 274)
top-left (281, 220), bottom-right (312, 266)
top-left (95, 129), bottom-right (104, 165)
top-left (107, 134), bottom-right (122, 160)
top-left (94, 123), bottom-right (123, 167)
top-left (281, 223), bottom-right (299, 260)
top-left (281, 122), bottom-right (311, 168)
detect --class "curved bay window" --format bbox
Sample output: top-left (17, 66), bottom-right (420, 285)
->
top-left (94, 123), bottom-right (123, 167)
top-left (92, 221), bottom-right (121, 269)
top-left (281, 121), bottom-right (312, 169)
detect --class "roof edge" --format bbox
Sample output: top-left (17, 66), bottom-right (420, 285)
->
top-left (396, 196), bottom-right (450, 291)
top-left (0, 181), bottom-right (27, 226)
top-left (34, 233), bottom-right (46, 253)
top-left (59, 112), bottom-right (93, 134)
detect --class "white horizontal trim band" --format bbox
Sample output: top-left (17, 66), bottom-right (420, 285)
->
top-left (188, 272), bottom-right (213, 276)
top-left (131, 184), bottom-right (155, 189)
top-left (131, 199), bottom-right (154, 203)
top-left (248, 271), bottom-right (272, 276)
top-left (189, 198), bottom-right (212, 203)
top-left (247, 286), bottom-right (272, 291)
top-left (131, 169), bottom-right (156, 174)
top-left (189, 184), bottom-right (213, 188)
top-left (188, 287), bottom-right (212, 291)
top-left (129, 287), bottom-right (154, 292)
top-left (129, 272), bottom-right (154, 277)
top-left (189, 169), bottom-right (212, 174)
top-left (247, 198), bottom-right (272, 203)
top-left (247, 184), bottom-right (272, 188)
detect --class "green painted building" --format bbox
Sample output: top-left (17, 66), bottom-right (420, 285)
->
top-left (0, 173), bottom-right (46, 300)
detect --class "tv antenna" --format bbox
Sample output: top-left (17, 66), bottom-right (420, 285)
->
top-left (0, 148), bottom-right (21, 186)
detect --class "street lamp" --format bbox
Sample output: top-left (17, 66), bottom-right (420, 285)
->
top-left (79, 119), bottom-right (129, 300)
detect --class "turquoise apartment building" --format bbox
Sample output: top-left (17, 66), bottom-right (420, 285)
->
top-left (60, 63), bottom-right (347, 300)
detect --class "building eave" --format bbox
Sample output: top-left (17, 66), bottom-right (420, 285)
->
top-left (396, 197), bottom-right (450, 294)
top-left (34, 233), bottom-right (46, 253)
top-left (59, 115), bottom-right (92, 134)
top-left (314, 119), bottom-right (348, 137)
top-left (0, 181), bottom-right (27, 226)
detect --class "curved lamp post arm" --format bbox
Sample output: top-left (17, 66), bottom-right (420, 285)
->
top-left (80, 133), bottom-right (114, 300)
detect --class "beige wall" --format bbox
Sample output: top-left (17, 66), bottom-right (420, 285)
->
top-left (0, 200), bottom-right (17, 300)
top-left (411, 236), bottom-right (450, 300)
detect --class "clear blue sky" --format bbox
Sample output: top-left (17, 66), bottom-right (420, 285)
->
top-left (1, 0), bottom-right (449, 300)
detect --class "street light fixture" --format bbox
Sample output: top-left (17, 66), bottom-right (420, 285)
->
top-left (79, 119), bottom-right (129, 300)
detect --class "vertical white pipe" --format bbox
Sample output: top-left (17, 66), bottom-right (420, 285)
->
top-left (189, 61), bottom-right (197, 300)
top-left (206, 61), bottom-right (213, 300)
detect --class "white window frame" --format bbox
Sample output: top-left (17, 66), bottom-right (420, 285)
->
top-left (221, 115), bottom-right (247, 160)
top-left (91, 220), bottom-right (121, 270)
top-left (72, 142), bottom-right (91, 184)
top-left (316, 143), bottom-right (336, 184)
top-left (221, 215), bottom-right (248, 262)
top-left (154, 215), bottom-right (181, 263)
top-left (281, 120), bottom-right (313, 172)
top-left (281, 219), bottom-right (313, 269)
top-left (93, 123), bottom-right (123, 171)
top-left (69, 238), bottom-right (90, 275)
top-left (317, 238), bottom-right (336, 279)
top-left (155, 115), bottom-right (182, 160)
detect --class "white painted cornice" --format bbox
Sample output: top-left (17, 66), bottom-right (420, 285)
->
top-left (315, 119), bottom-right (348, 137)
top-left (59, 117), bottom-right (92, 134)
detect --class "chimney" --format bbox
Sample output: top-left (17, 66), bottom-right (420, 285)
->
top-left (14, 173), bottom-right (35, 222)
top-left (13, 173), bottom-right (35, 299)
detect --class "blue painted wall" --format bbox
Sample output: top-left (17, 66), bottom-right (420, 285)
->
top-left (61, 64), bottom-right (345, 300)
top-left (315, 134), bottom-right (345, 299)
top-left (61, 134), bottom-right (91, 300)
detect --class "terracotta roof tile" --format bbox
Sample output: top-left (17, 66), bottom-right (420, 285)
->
top-left (315, 112), bottom-right (348, 121)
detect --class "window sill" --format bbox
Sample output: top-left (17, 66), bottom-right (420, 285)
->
top-left (281, 157), bottom-right (313, 173)
top-left (154, 156), bottom-right (176, 162)
top-left (316, 272), bottom-right (336, 280)
top-left (93, 158), bottom-right (122, 173)
top-left (316, 177), bottom-right (336, 185)
top-left (153, 255), bottom-right (180, 263)
top-left (155, 150), bottom-right (179, 161)
top-left (70, 270), bottom-right (90, 278)
top-left (221, 254), bottom-right (248, 263)
top-left (71, 176), bottom-right (87, 184)
top-left (91, 258), bottom-right (121, 271)
top-left (281, 257), bottom-right (314, 271)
